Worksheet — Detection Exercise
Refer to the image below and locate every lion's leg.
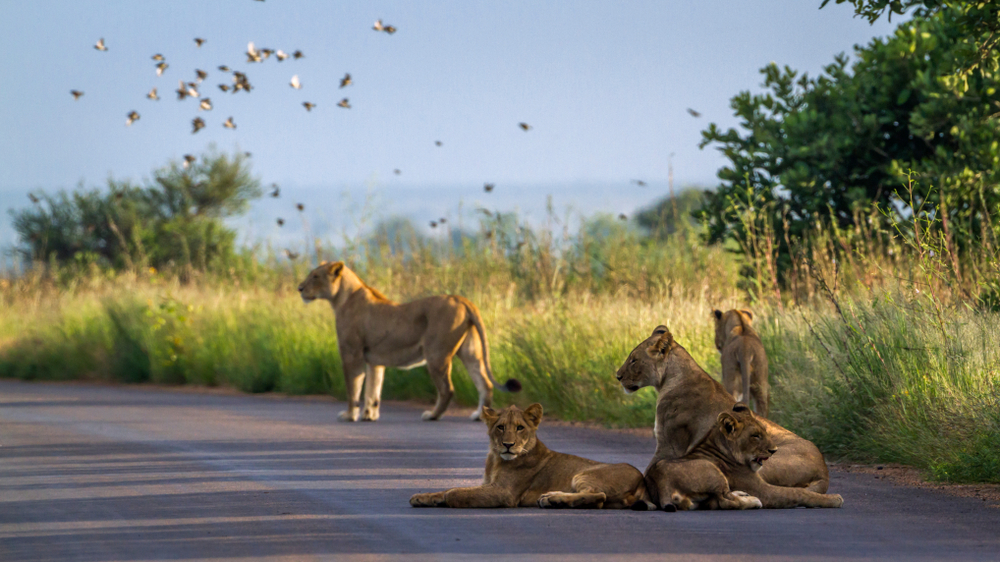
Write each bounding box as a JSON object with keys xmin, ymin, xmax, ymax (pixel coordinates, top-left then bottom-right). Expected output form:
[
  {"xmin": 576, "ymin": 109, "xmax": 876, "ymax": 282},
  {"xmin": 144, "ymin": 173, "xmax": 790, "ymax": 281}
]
[
  {"xmin": 752, "ymin": 376, "xmax": 770, "ymax": 418},
  {"xmin": 411, "ymin": 485, "xmax": 515, "ymax": 508},
  {"xmin": 730, "ymin": 473, "xmax": 843, "ymax": 508},
  {"xmin": 458, "ymin": 330, "xmax": 492, "ymax": 421},
  {"xmin": 721, "ymin": 361, "xmax": 741, "ymax": 402},
  {"xmin": 537, "ymin": 491, "xmax": 607, "ymax": 509},
  {"xmin": 422, "ymin": 360, "xmax": 454, "ymax": 421},
  {"xmin": 362, "ymin": 365, "xmax": 385, "ymax": 421},
  {"xmin": 339, "ymin": 356, "xmax": 365, "ymax": 422},
  {"xmin": 568, "ymin": 464, "xmax": 648, "ymax": 509}
]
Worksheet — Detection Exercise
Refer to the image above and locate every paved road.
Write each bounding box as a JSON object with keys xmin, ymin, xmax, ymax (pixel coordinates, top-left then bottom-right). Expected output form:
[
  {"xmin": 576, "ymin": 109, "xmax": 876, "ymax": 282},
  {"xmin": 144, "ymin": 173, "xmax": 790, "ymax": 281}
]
[{"xmin": 1, "ymin": 380, "xmax": 999, "ymax": 561}]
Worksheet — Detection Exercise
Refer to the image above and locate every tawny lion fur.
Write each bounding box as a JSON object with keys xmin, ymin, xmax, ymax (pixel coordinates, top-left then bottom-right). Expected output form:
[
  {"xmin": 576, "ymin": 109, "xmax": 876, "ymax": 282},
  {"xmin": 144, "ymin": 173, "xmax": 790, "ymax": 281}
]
[
  {"xmin": 409, "ymin": 404, "xmax": 651, "ymax": 509},
  {"xmin": 298, "ymin": 261, "xmax": 518, "ymax": 422},
  {"xmin": 713, "ymin": 308, "xmax": 769, "ymax": 417}
]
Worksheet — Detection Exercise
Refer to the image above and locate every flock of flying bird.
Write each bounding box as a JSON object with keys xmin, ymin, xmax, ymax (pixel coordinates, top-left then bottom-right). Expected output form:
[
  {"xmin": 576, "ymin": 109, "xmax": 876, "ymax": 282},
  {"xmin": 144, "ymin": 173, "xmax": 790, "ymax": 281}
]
[{"xmin": 69, "ymin": 11, "xmax": 705, "ymax": 254}]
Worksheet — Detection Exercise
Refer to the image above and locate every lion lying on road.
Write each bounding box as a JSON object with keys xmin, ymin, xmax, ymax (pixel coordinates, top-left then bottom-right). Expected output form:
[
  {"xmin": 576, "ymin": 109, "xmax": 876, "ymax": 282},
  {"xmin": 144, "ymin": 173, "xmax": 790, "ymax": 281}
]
[
  {"xmin": 409, "ymin": 404, "xmax": 651, "ymax": 509},
  {"xmin": 615, "ymin": 325, "xmax": 830, "ymax": 504},
  {"xmin": 713, "ymin": 308, "xmax": 769, "ymax": 416},
  {"xmin": 298, "ymin": 261, "xmax": 520, "ymax": 422},
  {"xmin": 649, "ymin": 404, "xmax": 844, "ymax": 510}
]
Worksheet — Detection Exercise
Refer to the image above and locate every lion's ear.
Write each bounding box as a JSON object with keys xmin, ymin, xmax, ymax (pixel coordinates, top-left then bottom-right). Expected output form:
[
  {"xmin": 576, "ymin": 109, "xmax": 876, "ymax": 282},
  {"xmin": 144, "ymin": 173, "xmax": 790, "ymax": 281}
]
[
  {"xmin": 645, "ymin": 328, "xmax": 674, "ymax": 359},
  {"xmin": 718, "ymin": 412, "xmax": 742, "ymax": 437},
  {"xmin": 740, "ymin": 309, "xmax": 754, "ymax": 322},
  {"xmin": 326, "ymin": 261, "xmax": 345, "ymax": 277},
  {"xmin": 651, "ymin": 325, "xmax": 669, "ymax": 337},
  {"xmin": 523, "ymin": 403, "xmax": 543, "ymax": 427},
  {"xmin": 713, "ymin": 309, "xmax": 723, "ymax": 321},
  {"xmin": 732, "ymin": 403, "xmax": 750, "ymax": 414},
  {"xmin": 481, "ymin": 406, "xmax": 499, "ymax": 424}
]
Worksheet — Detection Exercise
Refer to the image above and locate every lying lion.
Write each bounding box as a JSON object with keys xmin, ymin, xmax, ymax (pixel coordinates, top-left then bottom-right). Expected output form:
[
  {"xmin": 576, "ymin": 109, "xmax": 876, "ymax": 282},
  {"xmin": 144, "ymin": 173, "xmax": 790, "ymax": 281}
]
[
  {"xmin": 298, "ymin": 261, "xmax": 520, "ymax": 422},
  {"xmin": 616, "ymin": 325, "xmax": 830, "ymax": 505},
  {"xmin": 713, "ymin": 308, "xmax": 769, "ymax": 416},
  {"xmin": 409, "ymin": 404, "xmax": 651, "ymax": 509},
  {"xmin": 649, "ymin": 404, "xmax": 844, "ymax": 510}
]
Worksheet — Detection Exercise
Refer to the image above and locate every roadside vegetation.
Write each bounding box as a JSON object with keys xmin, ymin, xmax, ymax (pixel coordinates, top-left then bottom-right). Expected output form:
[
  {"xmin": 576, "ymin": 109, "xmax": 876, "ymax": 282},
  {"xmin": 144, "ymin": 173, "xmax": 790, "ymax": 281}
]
[{"xmin": 3, "ymin": 0, "xmax": 999, "ymax": 483}]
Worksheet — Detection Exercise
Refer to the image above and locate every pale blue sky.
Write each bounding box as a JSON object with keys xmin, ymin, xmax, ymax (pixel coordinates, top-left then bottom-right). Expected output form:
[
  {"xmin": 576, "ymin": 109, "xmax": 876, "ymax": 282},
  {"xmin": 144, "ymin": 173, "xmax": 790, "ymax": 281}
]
[{"xmin": 0, "ymin": 1, "xmax": 899, "ymax": 247}]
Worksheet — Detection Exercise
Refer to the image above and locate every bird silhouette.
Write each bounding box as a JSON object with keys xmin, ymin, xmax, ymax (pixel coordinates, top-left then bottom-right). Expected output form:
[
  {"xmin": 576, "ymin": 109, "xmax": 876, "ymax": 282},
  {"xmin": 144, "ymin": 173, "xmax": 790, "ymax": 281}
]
[
  {"xmin": 430, "ymin": 221, "xmax": 437, "ymax": 228},
  {"xmin": 94, "ymin": 38, "xmax": 107, "ymax": 51},
  {"xmin": 244, "ymin": 151, "xmax": 252, "ymax": 158},
  {"xmin": 126, "ymin": 111, "xmax": 140, "ymax": 126},
  {"xmin": 276, "ymin": 218, "xmax": 285, "ymax": 226},
  {"xmin": 28, "ymin": 193, "xmax": 40, "ymax": 204},
  {"xmin": 186, "ymin": 82, "xmax": 200, "ymax": 97},
  {"xmin": 393, "ymin": 169, "xmax": 401, "ymax": 175},
  {"xmin": 340, "ymin": 73, "xmax": 352, "ymax": 88},
  {"xmin": 224, "ymin": 116, "xmax": 236, "ymax": 129},
  {"xmin": 687, "ymin": 108, "xmax": 701, "ymax": 118},
  {"xmin": 156, "ymin": 62, "xmax": 169, "ymax": 76},
  {"xmin": 373, "ymin": 19, "xmax": 385, "ymax": 31},
  {"xmin": 183, "ymin": 154, "xmax": 197, "ymax": 168},
  {"xmin": 70, "ymin": 90, "xmax": 84, "ymax": 100},
  {"xmin": 290, "ymin": 75, "xmax": 301, "ymax": 89},
  {"xmin": 147, "ymin": 88, "xmax": 159, "ymax": 101},
  {"xmin": 296, "ymin": 203, "xmax": 305, "ymax": 211},
  {"xmin": 195, "ymin": 69, "xmax": 208, "ymax": 82},
  {"xmin": 176, "ymin": 80, "xmax": 189, "ymax": 100},
  {"xmin": 276, "ymin": 50, "xmax": 289, "ymax": 61},
  {"xmin": 632, "ymin": 179, "xmax": 646, "ymax": 186},
  {"xmin": 618, "ymin": 213, "xmax": 628, "ymax": 221},
  {"xmin": 246, "ymin": 42, "xmax": 261, "ymax": 63},
  {"xmin": 519, "ymin": 122, "xmax": 532, "ymax": 131},
  {"xmin": 194, "ymin": 37, "xmax": 206, "ymax": 47},
  {"xmin": 385, "ymin": 26, "xmax": 397, "ymax": 34},
  {"xmin": 199, "ymin": 98, "xmax": 213, "ymax": 111},
  {"xmin": 284, "ymin": 249, "xmax": 299, "ymax": 260},
  {"xmin": 337, "ymin": 98, "xmax": 350, "ymax": 109},
  {"xmin": 270, "ymin": 184, "xmax": 280, "ymax": 198},
  {"xmin": 435, "ymin": 140, "xmax": 442, "ymax": 146},
  {"xmin": 152, "ymin": 54, "xmax": 164, "ymax": 61},
  {"xmin": 260, "ymin": 48, "xmax": 274, "ymax": 60},
  {"xmin": 218, "ymin": 84, "xmax": 230, "ymax": 92},
  {"xmin": 293, "ymin": 50, "xmax": 304, "ymax": 59},
  {"xmin": 302, "ymin": 101, "xmax": 316, "ymax": 111},
  {"xmin": 191, "ymin": 117, "xmax": 206, "ymax": 133},
  {"xmin": 439, "ymin": 217, "xmax": 447, "ymax": 224},
  {"xmin": 218, "ymin": 65, "xmax": 230, "ymax": 72},
  {"xmin": 484, "ymin": 183, "xmax": 494, "ymax": 192}
]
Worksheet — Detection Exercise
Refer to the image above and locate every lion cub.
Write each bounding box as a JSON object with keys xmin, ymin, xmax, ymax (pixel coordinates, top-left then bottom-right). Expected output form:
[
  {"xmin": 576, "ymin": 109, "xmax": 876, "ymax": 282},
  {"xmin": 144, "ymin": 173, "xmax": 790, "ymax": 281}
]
[
  {"xmin": 410, "ymin": 404, "xmax": 651, "ymax": 509},
  {"xmin": 713, "ymin": 308, "xmax": 769, "ymax": 417},
  {"xmin": 648, "ymin": 404, "xmax": 844, "ymax": 510}
]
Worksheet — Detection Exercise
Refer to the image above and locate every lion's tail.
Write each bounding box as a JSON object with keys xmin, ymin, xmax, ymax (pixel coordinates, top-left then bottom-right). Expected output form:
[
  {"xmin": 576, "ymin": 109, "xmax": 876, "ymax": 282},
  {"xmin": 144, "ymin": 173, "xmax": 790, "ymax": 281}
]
[{"xmin": 463, "ymin": 300, "xmax": 521, "ymax": 393}]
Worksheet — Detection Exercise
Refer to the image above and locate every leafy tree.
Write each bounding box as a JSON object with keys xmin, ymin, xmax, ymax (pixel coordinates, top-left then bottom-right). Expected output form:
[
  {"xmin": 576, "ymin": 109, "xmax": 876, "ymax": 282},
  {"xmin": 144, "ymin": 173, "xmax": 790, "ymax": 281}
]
[
  {"xmin": 698, "ymin": 1, "xmax": 1000, "ymax": 275},
  {"xmin": 10, "ymin": 150, "xmax": 260, "ymax": 270},
  {"xmin": 634, "ymin": 188, "xmax": 706, "ymax": 238}
]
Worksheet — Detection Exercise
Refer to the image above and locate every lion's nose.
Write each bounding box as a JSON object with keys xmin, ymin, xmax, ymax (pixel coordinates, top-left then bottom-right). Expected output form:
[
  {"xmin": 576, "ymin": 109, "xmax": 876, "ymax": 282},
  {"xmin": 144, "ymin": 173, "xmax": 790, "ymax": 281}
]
[
  {"xmin": 615, "ymin": 372, "xmax": 623, "ymax": 381},
  {"xmin": 502, "ymin": 442, "xmax": 514, "ymax": 449},
  {"xmin": 297, "ymin": 285, "xmax": 303, "ymax": 292},
  {"xmin": 768, "ymin": 448, "xmax": 778, "ymax": 455}
]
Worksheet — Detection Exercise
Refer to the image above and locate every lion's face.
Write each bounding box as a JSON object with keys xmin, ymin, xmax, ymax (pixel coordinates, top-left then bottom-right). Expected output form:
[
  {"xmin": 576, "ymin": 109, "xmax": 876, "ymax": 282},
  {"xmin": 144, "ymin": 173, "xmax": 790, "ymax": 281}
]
[
  {"xmin": 481, "ymin": 404, "xmax": 543, "ymax": 461},
  {"xmin": 298, "ymin": 262, "xmax": 345, "ymax": 303},
  {"xmin": 712, "ymin": 309, "xmax": 753, "ymax": 351},
  {"xmin": 616, "ymin": 325, "xmax": 674, "ymax": 393},
  {"xmin": 718, "ymin": 405, "xmax": 776, "ymax": 472}
]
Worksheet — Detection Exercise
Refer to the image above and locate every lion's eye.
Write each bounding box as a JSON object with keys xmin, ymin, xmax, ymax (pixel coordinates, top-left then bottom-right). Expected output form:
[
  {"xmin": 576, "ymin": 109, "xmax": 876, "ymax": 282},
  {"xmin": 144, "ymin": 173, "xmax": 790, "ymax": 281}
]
[
  {"xmin": 516, "ymin": 425, "xmax": 525, "ymax": 431},
  {"xmin": 496, "ymin": 425, "xmax": 504, "ymax": 432}
]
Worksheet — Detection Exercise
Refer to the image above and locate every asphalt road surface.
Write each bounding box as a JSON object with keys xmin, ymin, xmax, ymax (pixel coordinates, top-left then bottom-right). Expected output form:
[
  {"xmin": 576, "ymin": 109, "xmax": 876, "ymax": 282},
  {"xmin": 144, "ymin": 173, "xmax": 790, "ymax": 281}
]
[{"xmin": 2, "ymin": 380, "xmax": 999, "ymax": 561}]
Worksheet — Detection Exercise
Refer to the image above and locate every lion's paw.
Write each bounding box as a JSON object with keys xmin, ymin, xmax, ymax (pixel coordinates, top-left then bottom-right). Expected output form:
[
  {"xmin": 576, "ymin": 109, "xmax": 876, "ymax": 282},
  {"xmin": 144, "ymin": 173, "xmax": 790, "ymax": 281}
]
[
  {"xmin": 469, "ymin": 409, "xmax": 483, "ymax": 421},
  {"xmin": 409, "ymin": 493, "xmax": 439, "ymax": 507},
  {"xmin": 361, "ymin": 407, "xmax": 380, "ymax": 422},
  {"xmin": 338, "ymin": 409, "xmax": 359, "ymax": 422},
  {"xmin": 738, "ymin": 494, "xmax": 763, "ymax": 509},
  {"xmin": 421, "ymin": 411, "xmax": 439, "ymax": 421},
  {"xmin": 829, "ymin": 494, "xmax": 844, "ymax": 508},
  {"xmin": 537, "ymin": 492, "xmax": 560, "ymax": 508}
]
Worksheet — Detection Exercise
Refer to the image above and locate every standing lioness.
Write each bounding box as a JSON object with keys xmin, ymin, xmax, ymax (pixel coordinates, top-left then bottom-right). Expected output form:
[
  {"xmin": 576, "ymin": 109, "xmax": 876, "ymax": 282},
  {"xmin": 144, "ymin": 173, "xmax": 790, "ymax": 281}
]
[
  {"xmin": 410, "ymin": 404, "xmax": 651, "ymax": 509},
  {"xmin": 713, "ymin": 308, "xmax": 769, "ymax": 417},
  {"xmin": 298, "ymin": 261, "xmax": 520, "ymax": 422}
]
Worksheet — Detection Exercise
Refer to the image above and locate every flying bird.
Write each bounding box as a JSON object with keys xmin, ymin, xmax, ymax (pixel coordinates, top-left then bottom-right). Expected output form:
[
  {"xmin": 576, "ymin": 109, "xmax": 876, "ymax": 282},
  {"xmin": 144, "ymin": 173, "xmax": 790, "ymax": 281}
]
[
  {"xmin": 156, "ymin": 62, "xmax": 169, "ymax": 76},
  {"xmin": 631, "ymin": 179, "xmax": 646, "ymax": 187},
  {"xmin": 270, "ymin": 184, "xmax": 280, "ymax": 198},
  {"xmin": 183, "ymin": 154, "xmax": 197, "ymax": 168},
  {"xmin": 147, "ymin": 87, "xmax": 159, "ymax": 100},
  {"xmin": 152, "ymin": 54, "xmax": 164, "ymax": 61},
  {"xmin": 519, "ymin": 122, "xmax": 532, "ymax": 131},
  {"xmin": 195, "ymin": 69, "xmax": 208, "ymax": 82},
  {"xmin": 218, "ymin": 65, "xmax": 230, "ymax": 72},
  {"xmin": 260, "ymin": 48, "xmax": 274, "ymax": 60},
  {"xmin": 199, "ymin": 98, "xmax": 213, "ymax": 111},
  {"xmin": 337, "ymin": 98, "xmax": 350, "ymax": 109},
  {"xmin": 339, "ymin": 73, "xmax": 351, "ymax": 88},
  {"xmin": 28, "ymin": 193, "xmax": 39, "ymax": 204},
  {"xmin": 384, "ymin": 25, "xmax": 397, "ymax": 34},
  {"xmin": 246, "ymin": 42, "xmax": 261, "ymax": 63},
  {"xmin": 302, "ymin": 101, "xmax": 316, "ymax": 111},
  {"xmin": 126, "ymin": 111, "xmax": 140, "ymax": 126},
  {"xmin": 94, "ymin": 38, "xmax": 107, "ymax": 51},
  {"xmin": 292, "ymin": 50, "xmax": 304, "ymax": 59},
  {"xmin": 223, "ymin": 116, "xmax": 236, "ymax": 129},
  {"xmin": 439, "ymin": 217, "xmax": 447, "ymax": 224},
  {"xmin": 218, "ymin": 84, "xmax": 230, "ymax": 92},
  {"xmin": 393, "ymin": 169, "xmax": 401, "ymax": 175},
  {"xmin": 435, "ymin": 140, "xmax": 442, "ymax": 146},
  {"xmin": 290, "ymin": 75, "xmax": 301, "ymax": 89},
  {"xmin": 484, "ymin": 183, "xmax": 494, "ymax": 193},
  {"xmin": 687, "ymin": 108, "xmax": 701, "ymax": 118},
  {"xmin": 276, "ymin": 218, "xmax": 285, "ymax": 226},
  {"xmin": 373, "ymin": 19, "xmax": 385, "ymax": 31},
  {"xmin": 284, "ymin": 249, "xmax": 299, "ymax": 260},
  {"xmin": 244, "ymin": 151, "xmax": 252, "ymax": 158},
  {"xmin": 191, "ymin": 117, "xmax": 205, "ymax": 133},
  {"xmin": 429, "ymin": 221, "xmax": 437, "ymax": 228},
  {"xmin": 275, "ymin": 49, "xmax": 288, "ymax": 61},
  {"xmin": 194, "ymin": 37, "xmax": 206, "ymax": 47},
  {"xmin": 618, "ymin": 213, "xmax": 628, "ymax": 221},
  {"xmin": 176, "ymin": 80, "xmax": 189, "ymax": 99},
  {"xmin": 186, "ymin": 82, "xmax": 200, "ymax": 97},
  {"xmin": 70, "ymin": 90, "xmax": 84, "ymax": 100},
  {"xmin": 296, "ymin": 203, "xmax": 305, "ymax": 211}
]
